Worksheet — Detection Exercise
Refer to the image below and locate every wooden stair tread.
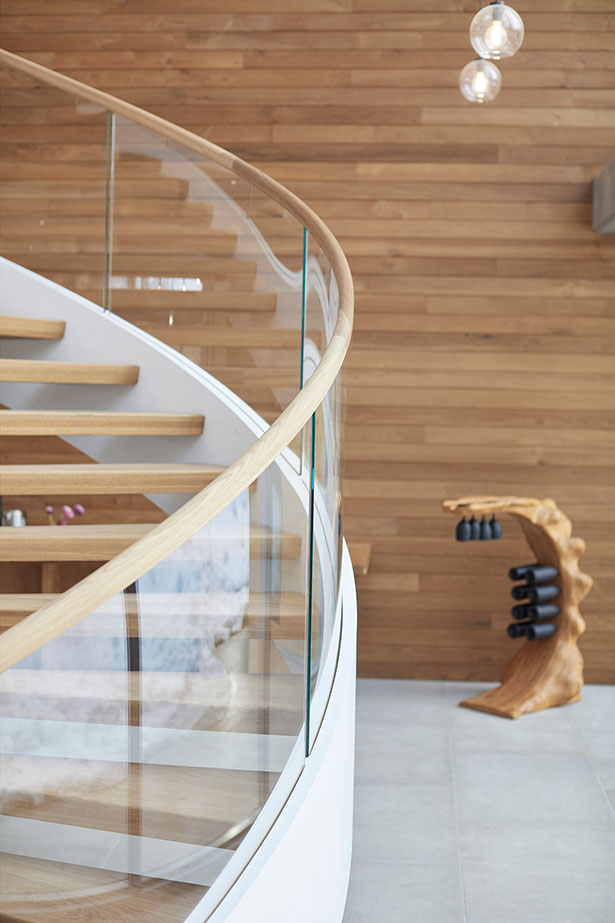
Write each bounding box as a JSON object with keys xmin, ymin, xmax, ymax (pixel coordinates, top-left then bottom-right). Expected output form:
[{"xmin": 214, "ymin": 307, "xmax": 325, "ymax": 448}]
[
  {"xmin": 0, "ymin": 410, "xmax": 205, "ymax": 436},
  {"xmin": 0, "ymin": 591, "xmax": 306, "ymax": 633},
  {"xmin": 0, "ymin": 523, "xmax": 302, "ymax": 562},
  {"xmin": 0, "ymin": 316, "xmax": 65, "ymax": 340},
  {"xmin": 1, "ymin": 669, "xmax": 303, "ymax": 705},
  {"xmin": 0, "ymin": 854, "xmax": 206, "ymax": 923},
  {"xmin": 2, "ymin": 755, "xmax": 278, "ymax": 847},
  {"xmin": 348, "ymin": 541, "xmax": 371, "ymax": 577},
  {"xmin": 0, "ymin": 358, "xmax": 139, "ymax": 385},
  {"xmin": 1, "ymin": 670, "xmax": 303, "ymax": 734},
  {"xmin": 0, "ymin": 462, "xmax": 225, "ymax": 495}
]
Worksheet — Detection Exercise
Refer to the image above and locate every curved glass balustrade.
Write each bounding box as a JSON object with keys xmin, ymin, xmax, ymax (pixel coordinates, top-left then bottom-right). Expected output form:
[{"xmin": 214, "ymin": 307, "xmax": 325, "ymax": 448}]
[{"xmin": 0, "ymin": 53, "xmax": 350, "ymax": 921}]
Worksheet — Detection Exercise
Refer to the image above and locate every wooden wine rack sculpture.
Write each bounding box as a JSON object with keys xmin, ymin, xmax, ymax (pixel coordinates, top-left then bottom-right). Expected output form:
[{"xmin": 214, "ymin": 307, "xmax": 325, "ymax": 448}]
[{"xmin": 443, "ymin": 495, "xmax": 593, "ymax": 719}]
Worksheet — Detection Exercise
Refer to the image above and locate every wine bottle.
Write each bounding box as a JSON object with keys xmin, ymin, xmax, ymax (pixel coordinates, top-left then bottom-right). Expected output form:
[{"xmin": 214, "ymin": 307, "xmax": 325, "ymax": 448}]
[
  {"xmin": 479, "ymin": 515, "xmax": 492, "ymax": 540},
  {"xmin": 507, "ymin": 621, "xmax": 532, "ymax": 638},
  {"xmin": 530, "ymin": 603, "xmax": 560, "ymax": 620},
  {"xmin": 490, "ymin": 515, "xmax": 502, "ymax": 539},
  {"xmin": 508, "ymin": 563, "xmax": 539, "ymax": 581},
  {"xmin": 511, "ymin": 583, "xmax": 561, "ymax": 603},
  {"xmin": 523, "ymin": 565, "xmax": 560, "ymax": 585},
  {"xmin": 511, "ymin": 584, "xmax": 531, "ymax": 601},
  {"xmin": 526, "ymin": 622, "xmax": 558, "ymax": 641},
  {"xmin": 469, "ymin": 515, "xmax": 480, "ymax": 540},
  {"xmin": 511, "ymin": 603, "xmax": 560, "ymax": 621},
  {"xmin": 527, "ymin": 584, "xmax": 560, "ymax": 603},
  {"xmin": 456, "ymin": 517, "xmax": 471, "ymax": 542}
]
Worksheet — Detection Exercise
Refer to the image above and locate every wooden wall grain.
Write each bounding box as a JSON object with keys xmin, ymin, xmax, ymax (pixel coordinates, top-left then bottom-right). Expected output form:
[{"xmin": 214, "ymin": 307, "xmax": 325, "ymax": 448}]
[{"xmin": 2, "ymin": 0, "xmax": 614, "ymax": 683}]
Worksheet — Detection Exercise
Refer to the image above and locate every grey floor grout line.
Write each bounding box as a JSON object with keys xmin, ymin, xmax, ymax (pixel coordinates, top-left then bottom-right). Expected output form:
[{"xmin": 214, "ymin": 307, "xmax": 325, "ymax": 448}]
[
  {"xmin": 574, "ymin": 719, "xmax": 615, "ymax": 824},
  {"xmin": 447, "ymin": 705, "xmax": 469, "ymax": 923}
]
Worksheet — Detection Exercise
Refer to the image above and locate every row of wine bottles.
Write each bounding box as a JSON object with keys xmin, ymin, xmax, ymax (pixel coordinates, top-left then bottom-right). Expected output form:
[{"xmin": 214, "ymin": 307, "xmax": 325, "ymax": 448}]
[
  {"xmin": 507, "ymin": 562, "xmax": 561, "ymax": 641},
  {"xmin": 456, "ymin": 514, "xmax": 502, "ymax": 541}
]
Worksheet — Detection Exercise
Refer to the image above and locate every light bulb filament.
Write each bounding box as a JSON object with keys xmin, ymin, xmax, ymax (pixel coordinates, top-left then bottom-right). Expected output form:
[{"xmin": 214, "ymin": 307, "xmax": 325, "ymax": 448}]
[
  {"xmin": 472, "ymin": 71, "xmax": 488, "ymax": 99},
  {"xmin": 485, "ymin": 19, "xmax": 507, "ymax": 55}
]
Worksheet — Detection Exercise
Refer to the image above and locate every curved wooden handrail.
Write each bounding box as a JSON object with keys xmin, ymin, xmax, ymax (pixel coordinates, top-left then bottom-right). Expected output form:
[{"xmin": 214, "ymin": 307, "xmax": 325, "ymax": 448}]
[{"xmin": 0, "ymin": 49, "xmax": 354, "ymax": 672}]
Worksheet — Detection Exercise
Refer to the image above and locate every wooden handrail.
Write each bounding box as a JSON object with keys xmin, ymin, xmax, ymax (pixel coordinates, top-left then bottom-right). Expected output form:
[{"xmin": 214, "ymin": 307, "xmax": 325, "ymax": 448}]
[{"xmin": 0, "ymin": 49, "xmax": 354, "ymax": 672}]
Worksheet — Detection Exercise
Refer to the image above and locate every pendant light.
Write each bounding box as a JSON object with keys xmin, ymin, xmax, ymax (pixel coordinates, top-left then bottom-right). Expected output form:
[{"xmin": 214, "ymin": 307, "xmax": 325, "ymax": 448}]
[
  {"xmin": 469, "ymin": 1, "xmax": 525, "ymax": 60},
  {"xmin": 459, "ymin": 58, "xmax": 502, "ymax": 104}
]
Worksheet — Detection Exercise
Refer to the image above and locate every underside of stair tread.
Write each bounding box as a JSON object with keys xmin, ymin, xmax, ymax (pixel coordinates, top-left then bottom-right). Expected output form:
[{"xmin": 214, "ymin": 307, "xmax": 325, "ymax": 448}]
[
  {"xmin": 0, "ymin": 462, "xmax": 226, "ymax": 495},
  {"xmin": 0, "ymin": 315, "xmax": 66, "ymax": 340},
  {"xmin": 0, "ymin": 854, "xmax": 207, "ymax": 923},
  {"xmin": 0, "ymin": 523, "xmax": 302, "ymax": 561},
  {"xmin": 0, "ymin": 358, "xmax": 140, "ymax": 385},
  {"xmin": 0, "ymin": 410, "xmax": 205, "ymax": 435},
  {"xmin": 3, "ymin": 754, "xmax": 278, "ymax": 848}
]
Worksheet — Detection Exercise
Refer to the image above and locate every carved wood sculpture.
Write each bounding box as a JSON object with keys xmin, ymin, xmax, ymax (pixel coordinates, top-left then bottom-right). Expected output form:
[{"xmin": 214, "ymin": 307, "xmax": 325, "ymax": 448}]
[{"xmin": 442, "ymin": 496, "xmax": 593, "ymax": 719}]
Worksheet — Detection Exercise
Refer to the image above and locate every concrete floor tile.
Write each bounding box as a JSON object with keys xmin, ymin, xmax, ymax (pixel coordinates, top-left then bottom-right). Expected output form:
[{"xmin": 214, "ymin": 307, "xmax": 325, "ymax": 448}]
[
  {"xmin": 460, "ymin": 823, "xmax": 615, "ymax": 923},
  {"xmin": 569, "ymin": 684, "xmax": 615, "ymax": 731},
  {"xmin": 356, "ymin": 679, "xmax": 449, "ymax": 728},
  {"xmin": 454, "ymin": 752, "xmax": 611, "ymax": 827},
  {"xmin": 451, "ymin": 701, "xmax": 582, "ymax": 756},
  {"xmin": 355, "ymin": 723, "xmax": 452, "ymax": 785},
  {"xmin": 352, "ymin": 782, "xmax": 458, "ymax": 865},
  {"xmin": 343, "ymin": 861, "xmax": 464, "ymax": 923}
]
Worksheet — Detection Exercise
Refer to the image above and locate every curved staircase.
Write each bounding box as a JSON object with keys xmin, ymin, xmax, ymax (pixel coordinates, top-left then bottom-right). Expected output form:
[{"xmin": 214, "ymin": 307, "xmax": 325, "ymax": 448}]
[{"xmin": 0, "ymin": 49, "xmax": 355, "ymax": 923}]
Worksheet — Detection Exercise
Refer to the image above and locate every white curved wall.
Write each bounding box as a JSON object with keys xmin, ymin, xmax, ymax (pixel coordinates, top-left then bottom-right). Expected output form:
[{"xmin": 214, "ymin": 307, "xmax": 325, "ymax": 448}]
[{"xmin": 193, "ymin": 544, "xmax": 357, "ymax": 923}]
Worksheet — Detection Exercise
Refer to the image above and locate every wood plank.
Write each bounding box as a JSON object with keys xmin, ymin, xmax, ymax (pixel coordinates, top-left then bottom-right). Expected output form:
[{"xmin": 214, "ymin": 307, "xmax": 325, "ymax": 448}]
[
  {"xmin": 0, "ymin": 854, "xmax": 206, "ymax": 923},
  {"xmin": 0, "ymin": 462, "xmax": 225, "ymax": 494},
  {"xmin": 0, "ymin": 358, "xmax": 140, "ymax": 385},
  {"xmin": 0, "ymin": 411, "xmax": 205, "ymax": 435},
  {"xmin": 108, "ymin": 289, "xmax": 277, "ymax": 311},
  {"xmin": 348, "ymin": 541, "xmax": 371, "ymax": 577},
  {"xmin": 0, "ymin": 315, "xmax": 65, "ymax": 340},
  {"xmin": 140, "ymin": 326, "xmax": 312, "ymax": 349}
]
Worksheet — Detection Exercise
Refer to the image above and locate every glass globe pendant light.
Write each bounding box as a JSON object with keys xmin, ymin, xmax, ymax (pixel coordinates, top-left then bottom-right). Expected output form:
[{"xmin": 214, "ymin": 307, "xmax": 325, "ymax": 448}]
[
  {"xmin": 470, "ymin": 1, "xmax": 525, "ymax": 60},
  {"xmin": 459, "ymin": 58, "xmax": 502, "ymax": 104}
]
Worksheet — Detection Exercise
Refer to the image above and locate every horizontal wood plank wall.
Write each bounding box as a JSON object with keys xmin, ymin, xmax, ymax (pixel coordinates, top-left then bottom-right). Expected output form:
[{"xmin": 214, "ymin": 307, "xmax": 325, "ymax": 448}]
[{"xmin": 2, "ymin": 0, "xmax": 614, "ymax": 682}]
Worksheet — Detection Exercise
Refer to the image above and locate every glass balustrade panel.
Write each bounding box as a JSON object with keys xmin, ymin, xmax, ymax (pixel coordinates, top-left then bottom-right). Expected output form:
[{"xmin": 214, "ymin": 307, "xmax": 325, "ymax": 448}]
[
  {"xmin": 302, "ymin": 235, "xmax": 344, "ymax": 749},
  {"xmin": 108, "ymin": 117, "xmax": 306, "ymax": 436},
  {"xmin": 0, "ymin": 422, "xmax": 312, "ymax": 921}
]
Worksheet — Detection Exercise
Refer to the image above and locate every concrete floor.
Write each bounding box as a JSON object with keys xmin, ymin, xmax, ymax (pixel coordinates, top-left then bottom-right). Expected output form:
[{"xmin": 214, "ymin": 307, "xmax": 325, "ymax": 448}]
[{"xmin": 343, "ymin": 679, "xmax": 615, "ymax": 923}]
